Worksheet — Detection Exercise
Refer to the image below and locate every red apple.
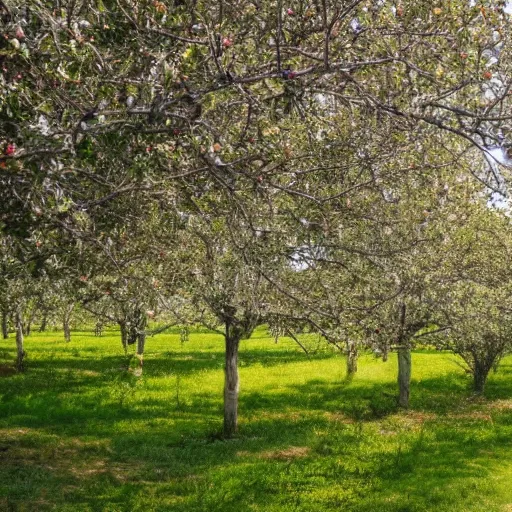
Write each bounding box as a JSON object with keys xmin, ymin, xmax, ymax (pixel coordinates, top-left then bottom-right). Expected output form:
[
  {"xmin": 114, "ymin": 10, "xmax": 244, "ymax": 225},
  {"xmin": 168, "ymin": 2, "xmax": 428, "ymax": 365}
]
[{"xmin": 282, "ymin": 69, "xmax": 296, "ymax": 79}]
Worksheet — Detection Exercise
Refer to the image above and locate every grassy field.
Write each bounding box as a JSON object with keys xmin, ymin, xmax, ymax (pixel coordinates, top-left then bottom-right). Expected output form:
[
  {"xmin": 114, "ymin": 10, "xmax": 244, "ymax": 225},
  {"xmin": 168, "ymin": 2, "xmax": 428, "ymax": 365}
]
[{"xmin": 0, "ymin": 327, "xmax": 511, "ymax": 512}]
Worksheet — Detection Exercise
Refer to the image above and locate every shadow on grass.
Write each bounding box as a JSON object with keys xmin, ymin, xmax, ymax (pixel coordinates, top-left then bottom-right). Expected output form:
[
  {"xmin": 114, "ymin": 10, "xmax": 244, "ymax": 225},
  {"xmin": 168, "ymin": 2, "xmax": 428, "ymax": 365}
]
[
  {"xmin": 0, "ymin": 344, "xmax": 334, "ymax": 398},
  {"xmin": 240, "ymin": 368, "xmax": 507, "ymax": 423},
  {"xmin": 0, "ymin": 346, "xmax": 511, "ymax": 511}
]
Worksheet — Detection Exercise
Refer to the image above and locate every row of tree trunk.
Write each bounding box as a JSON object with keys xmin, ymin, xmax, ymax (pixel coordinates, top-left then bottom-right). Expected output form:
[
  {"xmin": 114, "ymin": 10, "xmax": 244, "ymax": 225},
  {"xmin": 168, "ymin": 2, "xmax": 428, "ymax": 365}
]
[
  {"xmin": 1, "ymin": 309, "xmax": 73, "ymax": 339},
  {"xmin": 3, "ymin": 305, "xmax": 76, "ymax": 372},
  {"xmin": 118, "ymin": 308, "xmax": 147, "ymax": 370},
  {"xmin": 346, "ymin": 340, "xmax": 491, "ymax": 411},
  {"xmin": 1, "ymin": 307, "xmax": 496, "ymax": 436}
]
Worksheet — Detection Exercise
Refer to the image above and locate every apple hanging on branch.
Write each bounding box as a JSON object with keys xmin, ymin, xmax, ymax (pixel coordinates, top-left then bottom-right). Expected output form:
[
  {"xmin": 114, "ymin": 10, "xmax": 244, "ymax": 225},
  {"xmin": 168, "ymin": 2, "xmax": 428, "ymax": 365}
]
[{"xmin": 4, "ymin": 143, "xmax": 15, "ymax": 156}]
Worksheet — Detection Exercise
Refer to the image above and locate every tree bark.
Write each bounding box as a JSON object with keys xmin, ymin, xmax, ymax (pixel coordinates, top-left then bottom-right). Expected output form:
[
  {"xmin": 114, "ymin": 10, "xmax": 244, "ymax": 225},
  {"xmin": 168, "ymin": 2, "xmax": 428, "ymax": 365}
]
[
  {"xmin": 2, "ymin": 308, "xmax": 8, "ymax": 339},
  {"xmin": 398, "ymin": 346, "xmax": 411, "ymax": 408},
  {"xmin": 63, "ymin": 318, "xmax": 71, "ymax": 342},
  {"xmin": 24, "ymin": 307, "xmax": 36, "ymax": 337},
  {"xmin": 63, "ymin": 304, "xmax": 74, "ymax": 342},
  {"xmin": 473, "ymin": 363, "xmax": 489, "ymax": 394},
  {"xmin": 119, "ymin": 319, "xmax": 128, "ymax": 354},
  {"xmin": 135, "ymin": 309, "xmax": 147, "ymax": 369},
  {"xmin": 346, "ymin": 340, "xmax": 358, "ymax": 376},
  {"xmin": 15, "ymin": 310, "xmax": 25, "ymax": 372},
  {"xmin": 126, "ymin": 310, "xmax": 138, "ymax": 346},
  {"xmin": 136, "ymin": 331, "xmax": 146, "ymax": 358},
  {"xmin": 382, "ymin": 343, "xmax": 389, "ymax": 362},
  {"xmin": 39, "ymin": 314, "xmax": 47, "ymax": 332},
  {"xmin": 224, "ymin": 323, "xmax": 241, "ymax": 438}
]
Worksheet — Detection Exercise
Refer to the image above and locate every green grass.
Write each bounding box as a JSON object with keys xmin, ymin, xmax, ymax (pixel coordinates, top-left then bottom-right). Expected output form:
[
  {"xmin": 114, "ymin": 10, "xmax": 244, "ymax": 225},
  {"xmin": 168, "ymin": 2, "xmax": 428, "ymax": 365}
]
[{"xmin": 0, "ymin": 327, "xmax": 511, "ymax": 511}]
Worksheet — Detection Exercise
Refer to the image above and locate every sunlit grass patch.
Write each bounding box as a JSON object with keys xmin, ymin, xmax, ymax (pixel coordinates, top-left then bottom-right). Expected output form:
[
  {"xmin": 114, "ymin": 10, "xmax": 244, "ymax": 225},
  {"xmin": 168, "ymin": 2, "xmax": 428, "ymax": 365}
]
[{"xmin": 0, "ymin": 326, "xmax": 511, "ymax": 510}]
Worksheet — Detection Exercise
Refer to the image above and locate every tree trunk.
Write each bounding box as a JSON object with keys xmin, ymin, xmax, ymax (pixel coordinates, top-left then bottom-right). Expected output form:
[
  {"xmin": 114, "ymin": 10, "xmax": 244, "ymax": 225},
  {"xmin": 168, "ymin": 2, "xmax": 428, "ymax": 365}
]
[
  {"xmin": 119, "ymin": 319, "xmax": 128, "ymax": 354},
  {"xmin": 398, "ymin": 346, "xmax": 411, "ymax": 408},
  {"xmin": 15, "ymin": 310, "xmax": 25, "ymax": 372},
  {"xmin": 346, "ymin": 340, "xmax": 358, "ymax": 376},
  {"xmin": 63, "ymin": 317, "xmax": 71, "ymax": 342},
  {"xmin": 382, "ymin": 342, "xmax": 389, "ymax": 362},
  {"xmin": 224, "ymin": 324, "xmax": 241, "ymax": 438},
  {"xmin": 136, "ymin": 325, "xmax": 146, "ymax": 367},
  {"xmin": 39, "ymin": 314, "xmax": 47, "ymax": 332},
  {"xmin": 473, "ymin": 363, "xmax": 489, "ymax": 394},
  {"xmin": 63, "ymin": 304, "xmax": 74, "ymax": 342},
  {"xmin": 24, "ymin": 307, "xmax": 36, "ymax": 337},
  {"xmin": 126, "ymin": 310, "xmax": 138, "ymax": 346},
  {"xmin": 2, "ymin": 309, "xmax": 8, "ymax": 339}
]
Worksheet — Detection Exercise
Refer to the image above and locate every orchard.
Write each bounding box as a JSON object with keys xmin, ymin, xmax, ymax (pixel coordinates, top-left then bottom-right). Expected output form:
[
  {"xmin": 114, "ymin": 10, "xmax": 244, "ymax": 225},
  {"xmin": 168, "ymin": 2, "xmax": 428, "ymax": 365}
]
[{"xmin": 1, "ymin": 1, "xmax": 512, "ymax": 510}]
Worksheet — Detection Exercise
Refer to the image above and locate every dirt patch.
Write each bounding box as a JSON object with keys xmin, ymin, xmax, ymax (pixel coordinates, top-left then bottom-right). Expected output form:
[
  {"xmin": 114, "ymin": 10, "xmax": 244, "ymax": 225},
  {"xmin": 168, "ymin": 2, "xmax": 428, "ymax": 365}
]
[
  {"xmin": 323, "ymin": 412, "xmax": 354, "ymax": 424},
  {"xmin": 69, "ymin": 460, "xmax": 108, "ymax": 477},
  {"xmin": 260, "ymin": 446, "xmax": 311, "ymax": 460},
  {"xmin": 488, "ymin": 400, "xmax": 512, "ymax": 412},
  {"xmin": 251, "ymin": 411, "xmax": 306, "ymax": 421},
  {"xmin": 448, "ymin": 411, "xmax": 493, "ymax": 422},
  {"xmin": 0, "ymin": 428, "xmax": 30, "ymax": 443},
  {"xmin": 399, "ymin": 411, "xmax": 437, "ymax": 427},
  {"xmin": 238, "ymin": 446, "xmax": 311, "ymax": 461},
  {"xmin": 402, "ymin": 411, "xmax": 436, "ymax": 422},
  {"xmin": 379, "ymin": 429, "xmax": 397, "ymax": 436}
]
